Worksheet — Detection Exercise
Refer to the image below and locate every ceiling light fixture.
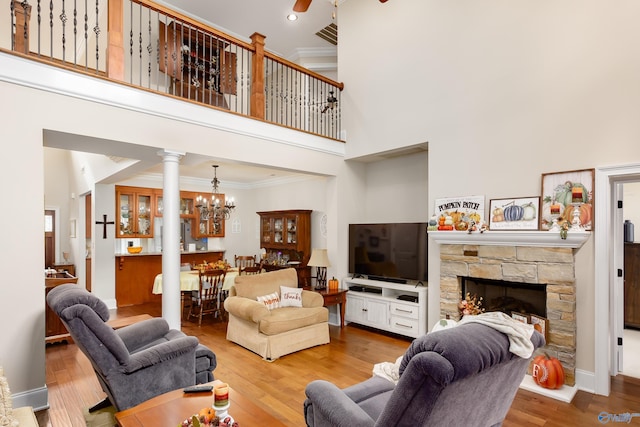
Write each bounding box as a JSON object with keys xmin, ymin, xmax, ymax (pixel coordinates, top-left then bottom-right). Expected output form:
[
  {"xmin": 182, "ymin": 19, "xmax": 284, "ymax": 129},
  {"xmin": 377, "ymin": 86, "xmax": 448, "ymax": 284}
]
[
  {"xmin": 287, "ymin": 13, "xmax": 298, "ymax": 21},
  {"xmin": 195, "ymin": 165, "xmax": 235, "ymax": 234}
]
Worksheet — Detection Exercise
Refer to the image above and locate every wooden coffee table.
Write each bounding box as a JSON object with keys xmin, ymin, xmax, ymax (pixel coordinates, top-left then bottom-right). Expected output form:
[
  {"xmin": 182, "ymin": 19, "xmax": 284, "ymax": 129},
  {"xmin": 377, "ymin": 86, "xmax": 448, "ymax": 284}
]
[{"xmin": 115, "ymin": 380, "xmax": 287, "ymax": 427}]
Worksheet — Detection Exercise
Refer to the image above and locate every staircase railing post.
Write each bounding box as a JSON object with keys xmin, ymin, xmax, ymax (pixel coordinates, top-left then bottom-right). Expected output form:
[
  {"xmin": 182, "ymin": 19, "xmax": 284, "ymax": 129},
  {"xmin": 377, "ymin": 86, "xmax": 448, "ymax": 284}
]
[
  {"xmin": 250, "ymin": 32, "xmax": 266, "ymax": 120},
  {"xmin": 12, "ymin": 0, "xmax": 31, "ymax": 54},
  {"xmin": 107, "ymin": 0, "xmax": 125, "ymax": 80}
]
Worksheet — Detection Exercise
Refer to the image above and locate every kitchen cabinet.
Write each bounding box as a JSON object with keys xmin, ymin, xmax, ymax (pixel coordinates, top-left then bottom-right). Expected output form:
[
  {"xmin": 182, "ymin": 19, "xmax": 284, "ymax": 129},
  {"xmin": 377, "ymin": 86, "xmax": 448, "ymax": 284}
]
[
  {"xmin": 116, "ymin": 186, "xmax": 154, "ymax": 238},
  {"xmin": 624, "ymin": 243, "xmax": 640, "ymax": 329},
  {"xmin": 194, "ymin": 193, "xmax": 227, "ymax": 238},
  {"xmin": 158, "ymin": 21, "xmax": 236, "ymax": 109},
  {"xmin": 115, "ymin": 251, "xmax": 224, "ymax": 306},
  {"xmin": 156, "ymin": 193, "xmax": 196, "ymax": 218}
]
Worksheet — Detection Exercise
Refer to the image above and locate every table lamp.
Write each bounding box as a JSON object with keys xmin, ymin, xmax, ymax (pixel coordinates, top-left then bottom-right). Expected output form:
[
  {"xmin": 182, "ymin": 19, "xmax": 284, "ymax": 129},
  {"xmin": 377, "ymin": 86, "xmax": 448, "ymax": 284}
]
[{"xmin": 308, "ymin": 248, "xmax": 330, "ymax": 290}]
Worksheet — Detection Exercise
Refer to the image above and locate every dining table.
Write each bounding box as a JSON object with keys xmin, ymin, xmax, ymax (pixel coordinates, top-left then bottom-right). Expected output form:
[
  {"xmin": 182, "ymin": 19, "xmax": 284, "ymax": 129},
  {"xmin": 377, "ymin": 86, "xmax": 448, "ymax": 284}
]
[{"xmin": 152, "ymin": 268, "xmax": 239, "ymax": 294}]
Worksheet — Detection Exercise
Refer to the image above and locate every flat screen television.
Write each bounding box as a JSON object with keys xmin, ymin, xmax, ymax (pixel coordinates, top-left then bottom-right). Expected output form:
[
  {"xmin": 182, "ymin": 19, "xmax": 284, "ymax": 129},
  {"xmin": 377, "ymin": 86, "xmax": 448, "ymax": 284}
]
[{"xmin": 348, "ymin": 223, "xmax": 428, "ymax": 284}]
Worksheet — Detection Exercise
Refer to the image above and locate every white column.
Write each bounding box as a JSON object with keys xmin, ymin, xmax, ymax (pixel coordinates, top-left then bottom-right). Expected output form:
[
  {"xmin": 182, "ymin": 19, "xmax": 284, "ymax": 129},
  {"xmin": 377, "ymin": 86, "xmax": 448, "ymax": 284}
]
[{"xmin": 160, "ymin": 149, "xmax": 185, "ymax": 330}]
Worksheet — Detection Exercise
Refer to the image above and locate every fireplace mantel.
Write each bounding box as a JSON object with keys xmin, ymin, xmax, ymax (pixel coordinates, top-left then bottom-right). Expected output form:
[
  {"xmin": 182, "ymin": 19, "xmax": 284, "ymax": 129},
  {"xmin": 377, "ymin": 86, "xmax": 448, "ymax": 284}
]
[{"xmin": 429, "ymin": 230, "xmax": 590, "ymax": 248}]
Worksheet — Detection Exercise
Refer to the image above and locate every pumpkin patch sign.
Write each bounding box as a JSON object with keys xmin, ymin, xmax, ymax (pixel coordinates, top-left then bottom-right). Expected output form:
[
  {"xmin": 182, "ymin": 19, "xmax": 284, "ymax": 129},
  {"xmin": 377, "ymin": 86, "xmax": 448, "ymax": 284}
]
[
  {"xmin": 434, "ymin": 195, "xmax": 485, "ymax": 231},
  {"xmin": 489, "ymin": 197, "xmax": 540, "ymax": 230}
]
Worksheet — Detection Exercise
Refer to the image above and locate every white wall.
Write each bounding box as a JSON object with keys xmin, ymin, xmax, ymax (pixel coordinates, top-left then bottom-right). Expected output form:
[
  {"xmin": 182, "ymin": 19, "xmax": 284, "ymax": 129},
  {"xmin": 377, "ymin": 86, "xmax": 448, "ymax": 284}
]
[{"xmin": 339, "ymin": 0, "xmax": 640, "ymax": 381}]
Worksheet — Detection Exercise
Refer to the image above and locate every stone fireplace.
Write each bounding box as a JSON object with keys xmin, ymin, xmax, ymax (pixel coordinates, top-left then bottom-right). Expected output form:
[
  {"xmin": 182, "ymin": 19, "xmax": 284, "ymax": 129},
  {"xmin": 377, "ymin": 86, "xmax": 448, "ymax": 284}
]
[{"xmin": 432, "ymin": 231, "xmax": 590, "ymax": 388}]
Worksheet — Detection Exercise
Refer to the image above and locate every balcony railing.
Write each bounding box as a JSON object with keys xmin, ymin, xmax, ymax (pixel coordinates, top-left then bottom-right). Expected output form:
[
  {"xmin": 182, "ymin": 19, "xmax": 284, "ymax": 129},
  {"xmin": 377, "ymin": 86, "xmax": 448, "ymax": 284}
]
[{"xmin": 5, "ymin": 0, "xmax": 344, "ymax": 140}]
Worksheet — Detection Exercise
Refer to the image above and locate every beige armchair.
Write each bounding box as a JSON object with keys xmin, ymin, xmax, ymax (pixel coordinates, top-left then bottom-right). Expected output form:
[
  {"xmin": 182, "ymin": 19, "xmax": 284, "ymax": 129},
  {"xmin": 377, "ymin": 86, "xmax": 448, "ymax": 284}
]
[{"xmin": 224, "ymin": 268, "xmax": 330, "ymax": 360}]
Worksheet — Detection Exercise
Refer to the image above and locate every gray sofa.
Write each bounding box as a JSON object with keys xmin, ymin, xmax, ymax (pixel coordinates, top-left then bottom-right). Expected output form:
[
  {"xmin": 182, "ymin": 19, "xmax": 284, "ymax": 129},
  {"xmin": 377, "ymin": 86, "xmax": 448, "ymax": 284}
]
[
  {"xmin": 47, "ymin": 283, "xmax": 216, "ymax": 411},
  {"xmin": 304, "ymin": 322, "xmax": 545, "ymax": 427}
]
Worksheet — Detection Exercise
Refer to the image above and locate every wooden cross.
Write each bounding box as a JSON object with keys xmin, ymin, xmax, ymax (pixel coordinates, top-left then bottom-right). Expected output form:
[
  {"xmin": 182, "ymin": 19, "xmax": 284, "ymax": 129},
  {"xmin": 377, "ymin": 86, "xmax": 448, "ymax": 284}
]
[{"xmin": 96, "ymin": 214, "xmax": 115, "ymax": 239}]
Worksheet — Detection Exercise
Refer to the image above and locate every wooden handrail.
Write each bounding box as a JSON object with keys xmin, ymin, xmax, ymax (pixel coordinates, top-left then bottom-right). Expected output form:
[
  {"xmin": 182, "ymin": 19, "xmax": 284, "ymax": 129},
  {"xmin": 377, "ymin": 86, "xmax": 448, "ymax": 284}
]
[
  {"xmin": 129, "ymin": 0, "xmax": 255, "ymax": 51},
  {"xmin": 263, "ymin": 50, "xmax": 344, "ymax": 91}
]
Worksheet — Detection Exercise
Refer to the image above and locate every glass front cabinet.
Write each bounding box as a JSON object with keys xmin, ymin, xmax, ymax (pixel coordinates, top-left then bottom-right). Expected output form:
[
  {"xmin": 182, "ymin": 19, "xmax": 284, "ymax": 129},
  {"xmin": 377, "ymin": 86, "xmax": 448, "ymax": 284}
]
[
  {"xmin": 116, "ymin": 186, "xmax": 154, "ymax": 238},
  {"xmin": 194, "ymin": 193, "xmax": 226, "ymax": 238},
  {"xmin": 258, "ymin": 210, "xmax": 311, "ymax": 259}
]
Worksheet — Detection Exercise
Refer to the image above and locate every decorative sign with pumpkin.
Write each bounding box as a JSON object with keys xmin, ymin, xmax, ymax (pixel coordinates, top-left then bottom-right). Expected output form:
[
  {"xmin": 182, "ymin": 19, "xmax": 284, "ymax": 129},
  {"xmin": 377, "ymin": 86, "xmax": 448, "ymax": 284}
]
[
  {"xmin": 433, "ymin": 195, "xmax": 485, "ymax": 232},
  {"xmin": 540, "ymin": 168, "xmax": 594, "ymax": 231},
  {"xmin": 531, "ymin": 353, "xmax": 565, "ymax": 390},
  {"xmin": 488, "ymin": 197, "xmax": 540, "ymax": 231}
]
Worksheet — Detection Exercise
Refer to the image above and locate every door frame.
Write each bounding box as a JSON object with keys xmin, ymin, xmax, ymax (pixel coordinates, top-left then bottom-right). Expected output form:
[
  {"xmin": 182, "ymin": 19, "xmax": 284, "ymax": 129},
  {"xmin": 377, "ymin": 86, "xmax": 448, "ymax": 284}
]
[{"xmin": 594, "ymin": 163, "xmax": 640, "ymax": 396}]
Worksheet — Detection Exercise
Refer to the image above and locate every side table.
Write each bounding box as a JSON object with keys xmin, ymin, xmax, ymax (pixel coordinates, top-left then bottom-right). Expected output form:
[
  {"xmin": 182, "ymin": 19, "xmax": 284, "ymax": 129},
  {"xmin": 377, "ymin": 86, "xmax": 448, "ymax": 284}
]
[{"xmin": 317, "ymin": 288, "xmax": 348, "ymax": 327}]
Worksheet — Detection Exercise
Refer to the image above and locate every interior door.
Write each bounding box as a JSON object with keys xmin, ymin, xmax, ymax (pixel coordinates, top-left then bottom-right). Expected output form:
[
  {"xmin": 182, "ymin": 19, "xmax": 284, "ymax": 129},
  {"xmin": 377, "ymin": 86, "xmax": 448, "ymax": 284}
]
[{"xmin": 44, "ymin": 209, "xmax": 55, "ymax": 268}]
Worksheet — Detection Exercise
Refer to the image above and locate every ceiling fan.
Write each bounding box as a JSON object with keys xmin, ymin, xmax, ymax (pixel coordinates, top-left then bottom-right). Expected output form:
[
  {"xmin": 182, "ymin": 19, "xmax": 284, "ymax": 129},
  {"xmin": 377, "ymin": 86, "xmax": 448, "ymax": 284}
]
[{"xmin": 293, "ymin": 0, "xmax": 388, "ymax": 13}]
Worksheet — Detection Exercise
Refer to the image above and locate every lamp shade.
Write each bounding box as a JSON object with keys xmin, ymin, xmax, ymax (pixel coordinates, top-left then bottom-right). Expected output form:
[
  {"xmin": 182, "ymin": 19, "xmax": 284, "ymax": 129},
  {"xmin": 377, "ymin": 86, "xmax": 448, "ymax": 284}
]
[{"xmin": 307, "ymin": 248, "xmax": 330, "ymax": 267}]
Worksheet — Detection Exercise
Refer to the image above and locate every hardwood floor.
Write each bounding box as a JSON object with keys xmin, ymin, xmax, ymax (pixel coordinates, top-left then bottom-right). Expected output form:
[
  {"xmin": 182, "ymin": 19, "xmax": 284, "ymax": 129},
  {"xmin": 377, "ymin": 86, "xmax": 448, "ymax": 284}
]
[{"xmin": 39, "ymin": 302, "xmax": 640, "ymax": 426}]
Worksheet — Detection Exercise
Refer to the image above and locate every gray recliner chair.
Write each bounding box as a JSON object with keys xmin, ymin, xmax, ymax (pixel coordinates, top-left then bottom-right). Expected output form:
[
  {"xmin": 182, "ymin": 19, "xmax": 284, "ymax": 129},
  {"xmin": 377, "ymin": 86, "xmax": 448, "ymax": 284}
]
[
  {"xmin": 304, "ymin": 321, "xmax": 545, "ymax": 427},
  {"xmin": 47, "ymin": 283, "xmax": 217, "ymax": 411}
]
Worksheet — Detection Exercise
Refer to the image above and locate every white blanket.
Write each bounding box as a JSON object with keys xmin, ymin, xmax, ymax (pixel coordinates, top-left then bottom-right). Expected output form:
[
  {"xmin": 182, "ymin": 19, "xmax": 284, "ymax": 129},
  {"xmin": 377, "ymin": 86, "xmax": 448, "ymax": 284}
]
[
  {"xmin": 458, "ymin": 311, "xmax": 535, "ymax": 358},
  {"xmin": 373, "ymin": 356, "xmax": 403, "ymax": 384}
]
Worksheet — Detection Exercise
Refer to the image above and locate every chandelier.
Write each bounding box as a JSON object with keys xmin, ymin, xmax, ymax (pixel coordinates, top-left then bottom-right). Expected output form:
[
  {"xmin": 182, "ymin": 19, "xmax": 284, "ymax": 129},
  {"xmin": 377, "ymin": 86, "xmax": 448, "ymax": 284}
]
[{"xmin": 195, "ymin": 165, "xmax": 235, "ymax": 234}]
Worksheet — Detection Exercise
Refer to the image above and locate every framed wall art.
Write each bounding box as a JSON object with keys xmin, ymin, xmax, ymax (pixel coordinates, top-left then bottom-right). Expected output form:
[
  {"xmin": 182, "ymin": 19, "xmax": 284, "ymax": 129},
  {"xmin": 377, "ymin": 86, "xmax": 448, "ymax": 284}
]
[
  {"xmin": 540, "ymin": 168, "xmax": 594, "ymax": 231},
  {"xmin": 434, "ymin": 195, "xmax": 484, "ymax": 231},
  {"xmin": 489, "ymin": 197, "xmax": 540, "ymax": 231},
  {"xmin": 511, "ymin": 312, "xmax": 530, "ymax": 324},
  {"xmin": 530, "ymin": 314, "xmax": 549, "ymax": 341}
]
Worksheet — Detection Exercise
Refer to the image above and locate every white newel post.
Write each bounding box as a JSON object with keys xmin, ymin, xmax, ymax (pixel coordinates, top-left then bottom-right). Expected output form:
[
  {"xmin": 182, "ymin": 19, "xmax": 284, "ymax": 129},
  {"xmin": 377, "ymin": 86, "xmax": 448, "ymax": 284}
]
[{"xmin": 160, "ymin": 150, "xmax": 185, "ymax": 330}]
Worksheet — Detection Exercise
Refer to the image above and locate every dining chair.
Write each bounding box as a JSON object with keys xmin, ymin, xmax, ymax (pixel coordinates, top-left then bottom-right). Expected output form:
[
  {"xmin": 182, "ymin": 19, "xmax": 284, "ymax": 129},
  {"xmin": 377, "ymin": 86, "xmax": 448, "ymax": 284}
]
[
  {"xmin": 188, "ymin": 269, "xmax": 226, "ymax": 326},
  {"xmin": 241, "ymin": 264, "xmax": 263, "ymax": 275},
  {"xmin": 234, "ymin": 255, "xmax": 257, "ymax": 274}
]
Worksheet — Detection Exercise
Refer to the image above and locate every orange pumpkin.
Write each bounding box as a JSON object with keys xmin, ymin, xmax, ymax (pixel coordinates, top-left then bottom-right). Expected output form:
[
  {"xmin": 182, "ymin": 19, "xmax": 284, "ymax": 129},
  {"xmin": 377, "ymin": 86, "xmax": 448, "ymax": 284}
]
[
  {"xmin": 562, "ymin": 203, "xmax": 592, "ymax": 226},
  {"xmin": 532, "ymin": 353, "xmax": 565, "ymax": 389},
  {"xmin": 329, "ymin": 277, "xmax": 339, "ymax": 291},
  {"xmin": 198, "ymin": 407, "xmax": 216, "ymax": 423}
]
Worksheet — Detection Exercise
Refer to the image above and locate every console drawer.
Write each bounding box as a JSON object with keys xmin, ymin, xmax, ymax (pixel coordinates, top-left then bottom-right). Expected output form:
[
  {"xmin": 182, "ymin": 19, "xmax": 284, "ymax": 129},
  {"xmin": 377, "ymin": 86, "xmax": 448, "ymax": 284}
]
[
  {"xmin": 389, "ymin": 302, "xmax": 419, "ymax": 319},
  {"xmin": 389, "ymin": 315, "xmax": 420, "ymax": 335}
]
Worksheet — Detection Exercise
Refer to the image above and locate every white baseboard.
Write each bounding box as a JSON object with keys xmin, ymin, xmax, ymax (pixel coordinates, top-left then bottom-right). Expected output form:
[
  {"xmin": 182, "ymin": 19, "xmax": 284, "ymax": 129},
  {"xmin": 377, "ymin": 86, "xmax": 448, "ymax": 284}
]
[
  {"xmin": 104, "ymin": 298, "xmax": 118, "ymax": 310},
  {"xmin": 575, "ymin": 368, "xmax": 596, "ymax": 394},
  {"xmin": 12, "ymin": 385, "xmax": 49, "ymax": 412}
]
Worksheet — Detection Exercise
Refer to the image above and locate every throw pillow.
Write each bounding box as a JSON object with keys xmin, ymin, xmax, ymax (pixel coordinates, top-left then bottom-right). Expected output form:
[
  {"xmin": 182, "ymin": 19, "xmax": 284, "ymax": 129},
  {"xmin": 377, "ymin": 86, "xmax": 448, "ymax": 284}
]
[
  {"xmin": 280, "ymin": 286, "xmax": 303, "ymax": 308},
  {"xmin": 256, "ymin": 292, "xmax": 280, "ymax": 310},
  {"xmin": 0, "ymin": 366, "xmax": 19, "ymax": 427}
]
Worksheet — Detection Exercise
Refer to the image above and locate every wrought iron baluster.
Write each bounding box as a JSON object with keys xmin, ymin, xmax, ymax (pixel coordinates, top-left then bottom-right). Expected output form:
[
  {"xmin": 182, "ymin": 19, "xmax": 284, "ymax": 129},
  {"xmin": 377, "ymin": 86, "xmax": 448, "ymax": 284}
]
[
  {"xmin": 73, "ymin": 0, "xmax": 76, "ymax": 65},
  {"xmin": 147, "ymin": 8, "xmax": 152, "ymax": 87},
  {"xmin": 10, "ymin": 0, "xmax": 14, "ymax": 50},
  {"xmin": 83, "ymin": 0, "xmax": 87, "ymax": 70},
  {"xmin": 37, "ymin": 0, "xmax": 41, "ymax": 55},
  {"xmin": 129, "ymin": 0, "xmax": 133, "ymax": 82},
  {"xmin": 138, "ymin": 2, "xmax": 142, "ymax": 85},
  {"xmin": 94, "ymin": 0, "xmax": 99, "ymax": 73},
  {"xmin": 60, "ymin": 0, "xmax": 66, "ymax": 62},
  {"xmin": 49, "ymin": 0, "xmax": 53, "ymax": 57}
]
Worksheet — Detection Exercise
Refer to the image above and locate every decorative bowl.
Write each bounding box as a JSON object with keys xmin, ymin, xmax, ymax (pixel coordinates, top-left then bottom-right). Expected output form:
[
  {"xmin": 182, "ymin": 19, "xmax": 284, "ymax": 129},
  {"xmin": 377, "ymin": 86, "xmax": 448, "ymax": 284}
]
[{"xmin": 127, "ymin": 246, "xmax": 143, "ymax": 254}]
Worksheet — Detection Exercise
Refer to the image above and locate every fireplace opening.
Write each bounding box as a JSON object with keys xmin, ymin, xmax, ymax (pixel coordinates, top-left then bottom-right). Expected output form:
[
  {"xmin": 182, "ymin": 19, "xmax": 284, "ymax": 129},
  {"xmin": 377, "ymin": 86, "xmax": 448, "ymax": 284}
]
[{"xmin": 461, "ymin": 277, "xmax": 547, "ymax": 318}]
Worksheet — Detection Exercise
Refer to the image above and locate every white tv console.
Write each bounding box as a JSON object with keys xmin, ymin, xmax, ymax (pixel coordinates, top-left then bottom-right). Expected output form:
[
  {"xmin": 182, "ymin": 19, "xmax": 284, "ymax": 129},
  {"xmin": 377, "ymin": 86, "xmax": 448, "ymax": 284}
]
[{"xmin": 343, "ymin": 277, "xmax": 428, "ymax": 338}]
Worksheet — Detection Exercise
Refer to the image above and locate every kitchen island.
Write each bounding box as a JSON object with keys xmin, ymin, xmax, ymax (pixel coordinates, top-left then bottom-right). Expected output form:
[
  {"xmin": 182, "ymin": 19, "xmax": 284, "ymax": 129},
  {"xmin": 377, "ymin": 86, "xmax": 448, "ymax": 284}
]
[{"xmin": 115, "ymin": 250, "xmax": 224, "ymax": 306}]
